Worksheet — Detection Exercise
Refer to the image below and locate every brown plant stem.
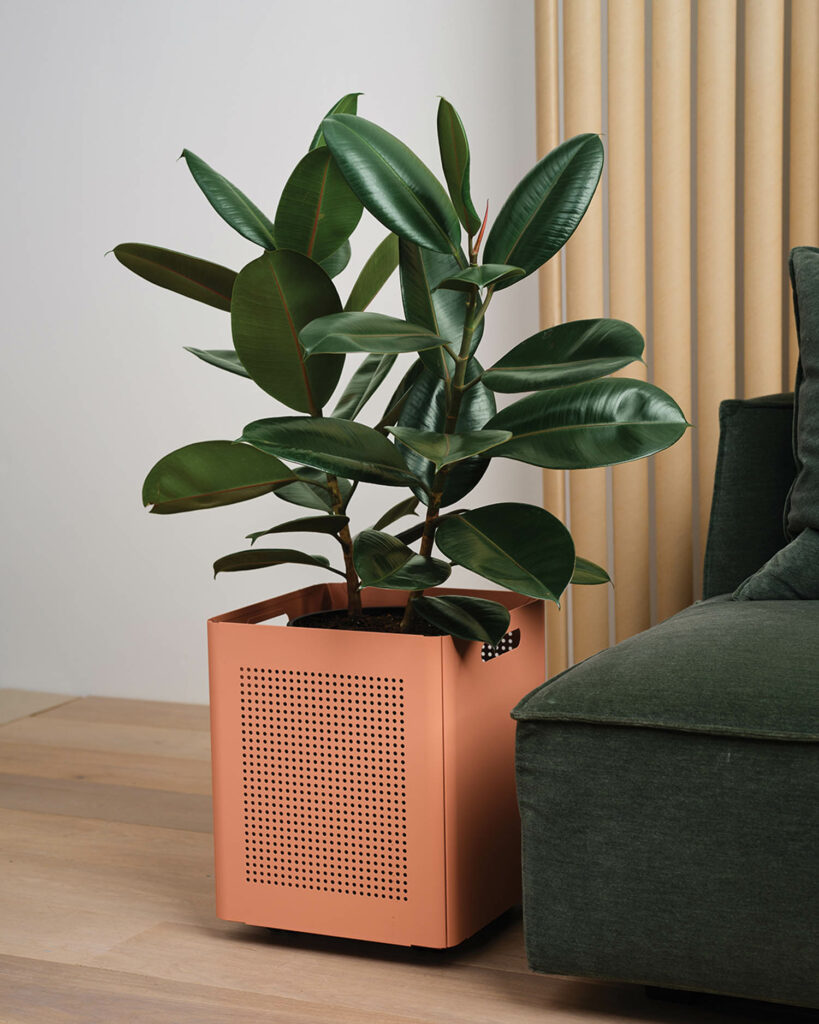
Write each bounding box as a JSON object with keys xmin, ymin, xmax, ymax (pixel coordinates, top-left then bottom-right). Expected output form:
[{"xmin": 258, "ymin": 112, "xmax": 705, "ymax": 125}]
[
  {"xmin": 327, "ymin": 474, "xmax": 362, "ymax": 617},
  {"xmin": 399, "ymin": 284, "xmax": 492, "ymax": 632}
]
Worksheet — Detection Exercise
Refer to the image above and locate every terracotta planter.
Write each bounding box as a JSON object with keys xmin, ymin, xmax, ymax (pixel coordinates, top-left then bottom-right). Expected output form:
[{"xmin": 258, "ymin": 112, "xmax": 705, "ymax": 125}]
[{"xmin": 207, "ymin": 582, "xmax": 545, "ymax": 948}]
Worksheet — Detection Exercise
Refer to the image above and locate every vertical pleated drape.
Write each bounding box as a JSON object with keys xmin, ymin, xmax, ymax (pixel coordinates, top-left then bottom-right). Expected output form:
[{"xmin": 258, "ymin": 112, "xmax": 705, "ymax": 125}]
[{"xmin": 534, "ymin": 0, "xmax": 819, "ymax": 676}]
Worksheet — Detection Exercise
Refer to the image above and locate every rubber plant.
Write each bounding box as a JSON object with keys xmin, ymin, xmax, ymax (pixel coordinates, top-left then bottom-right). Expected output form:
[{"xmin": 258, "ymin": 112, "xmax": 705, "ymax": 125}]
[{"xmin": 116, "ymin": 95, "xmax": 688, "ymax": 647}]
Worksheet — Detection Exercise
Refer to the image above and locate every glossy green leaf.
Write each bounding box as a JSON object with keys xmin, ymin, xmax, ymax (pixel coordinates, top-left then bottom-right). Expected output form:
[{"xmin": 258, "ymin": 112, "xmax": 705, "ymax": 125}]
[
  {"xmin": 310, "ymin": 93, "xmax": 362, "ymax": 150},
  {"xmin": 320, "ymin": 239, "xmax": 352, "ymax": 278},
  {"xmin": 396, "ymin": 359, "xmax": 496, "ymax": 506},
  {"xmin": 113, "ymin": 243, "xmax": 235, "ymax": 311},
  {"xmin": 571, "ymin": 556, "xmax": 611, "ymax": 585},
  {"xmin": 322, "ymin": 113, "xmax": 462, "ymax": 258},
  {"xmin": 379, "ymin": 360, "xmax": 422, "ymax": 428},
  {"xmin": 301, "ymin": 311, "xmax": 445, "ymax": 355},
  {"xmin": 398, "ymin": 240, "xmax": 482, "ymax": 382},
  {"xmin": 274, "ymin": 148, "xmax": 363, "ymax": 264},
  {"xmin": 372, "ymin": 497, "xmax": 419, "ymax": 531},
  {"xmin": 435, "ymin": 503, "xmax": 575, "ymax": 603},
  {"xmin": 486, "ymin": 378, "xmax": 689, "ymax": 469},
  {"xmin": 413, "ymin": 594, "xmax": 510, "ymax": 644},
  {"xmin": 184, "ymin": 347, "xmax": 249, "ymax": 378},
  {"xmin": 483, "ymin": 318, "xmax": 644, "ymax": 393},
  {"xmin": 231, "ymin": 250, "xmax": 343, "ymax": 413},
  {"xmin": 387, "ymin": 426, "xmax": 511, "ymax": 469},
  {"xmin": 436, "ymin": 264, "xmax": 524, "ymax": 292},
  {"xmin": 247, "ymin": 514, "xmax": 349, "ymax": 545},
  {"xmin": 214, "ymin": 548, "xmax": 342, "ymax": 577},
  {"xmin": 483, "ymin": 134, "xmax": 604, "ymax": 287},
  {"xmin": 353, "ymin": 530, "xmax": 450, "ymax": 590},
  {"xmin": 345, "ymin": 233, "xmax": 399, "ymax": 312},
  {"xmin": 142, "ymin": 441, "xmax": 298, "ymax": 514},
  {"xmin": 240, "ymin": 416, "xmax": 423, "ymax": 488},
  {"xmin": 437, "ymin": 98, "xmax": 481, "ymax": 235},
  {"xmin": 181, "ymin": 150, "xmax": 276, "ymax": 250},
  {"xmin": 274, "ymin": 467, "xmax": 351, "ymax": 512},
  {"xmin": 332, "ymin": 353, "xmax": 397, "ymax": 420}
]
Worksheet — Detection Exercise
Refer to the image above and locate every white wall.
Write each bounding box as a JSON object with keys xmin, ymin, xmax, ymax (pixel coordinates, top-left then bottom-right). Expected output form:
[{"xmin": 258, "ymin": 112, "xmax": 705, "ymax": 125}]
[{"xmin": 0, "ymin": 0, "xmax": 539, "ymax": 703}]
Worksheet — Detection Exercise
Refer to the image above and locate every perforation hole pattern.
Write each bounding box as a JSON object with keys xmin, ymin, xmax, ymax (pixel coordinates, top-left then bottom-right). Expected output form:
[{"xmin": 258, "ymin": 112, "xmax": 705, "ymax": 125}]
[
  {"xmin": 481, "ymin": 628, "xmax": 521, "ymax": 662},
  {"xmin": 240, "ymin": 668, "xmax": 408, "ymax": 901}
]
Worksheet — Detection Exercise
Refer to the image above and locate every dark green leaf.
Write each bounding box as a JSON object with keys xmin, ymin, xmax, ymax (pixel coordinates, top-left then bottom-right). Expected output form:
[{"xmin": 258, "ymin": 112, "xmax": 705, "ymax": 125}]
[
  {"xmin": 345, "ymin": 233, "xmax": 399, "ymax": 312},
  {"xmin": 397, "ymin": 359, "xmax": 496, "ymax": 506},
  {"xmin": 322, "ymin": 114, "xmax": 462, "ymax": 258},
  {"xmin": 274, "ymin": 148, "xmax": 363, "ymax": 263},
  {"xmin": 240, "ymin": 416, "xmax": 423, "ymax": 488},
  {"xmin": 372, "ymin": 497, "xmax": 419, "ymax": 531},
  {"xmin": 231, "ymin": 250, "xmax": 343, "ymax": 413},
  {"xmin": 483, "ymin": 318, "xmax": 644, "ymax": 393},
  {"xmin": 571, "ymin": 556, "xmax": 611, "ymax": 585},
  {"xmin": 142, "ymin": 441, "xmax": 298, "ymax": 514},
  {"xmin": 435, "ymin": 503, "xmax": 575, "ymax": 603},
  {"xmin": 214, "ymin": 548, "xmax": 342, "ymax": 577},
  {"xmin": 184, "ymin": 347, "xmax": 249, "ymax": 378},
  {"xmin": 247, "ymin": 514, "xmax": 349, "ymax": 544},
  {"xmin": 301, "ymin": 311, "xmax": 446, "ymax": 355},
  {"xmin": 274, "ymin": 467, "xmax": 351, "ymax": 511},
  {"xmin": 436, "ymin": 264, "xmax": 524, "ymax": 292},
  {"xmin": 483, "ymin": 134, "xmax": 604, "ymax": 287},
  {"xmin": 310, "ymin": 93, "xmax": 362, "ymax": 150},
  {"xmin": 486, "ymin": 378, "xmax": 689, "ymax": 469},
  {"xmin": 181, "ymin": 149, "xmax": 276, "ymax": 249},
  {"xmin": 332, "ymin": 353, "xmax": 397, "ymax": 420},
  {"xmin": 320, "ymin": 239, "xmax": 352, "ymax": 278},
  {"xmin": 413, "ymin": 594, "xmax": 510, "ymax": 644},
  {"xmin": 437, "ymin": 98, "xmax": 482, "ymax": 235},
  {"xmin": 398, "ymin": 240, "xmax": 482, "ymax": 381},
  {"xmin": 113, "ymin": 243, "xmax": 235, "ymax": 311},
  {"xmin": 387, "ymin": 426, "xmax": 511, "ymax": 469},
  {"xmin": 379, "ymin": 359, "xmax": 423, "ymax": 428},
  {"xmin": 354, "ymin": 530, "xmax": 450, "ymax": 590}
]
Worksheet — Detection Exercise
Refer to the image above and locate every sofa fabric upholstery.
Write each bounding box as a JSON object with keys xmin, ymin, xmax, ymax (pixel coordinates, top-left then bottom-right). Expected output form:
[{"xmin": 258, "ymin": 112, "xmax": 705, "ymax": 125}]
[
  {"xmin": 786, "ymin": 245, "xmax": 819, "ymax": 538},
  {"xmin": 514, "ymin": 387, "xmax": 819, "ymax": 1007},
  {"xmin": 514, "ymin": 719, "xmax": 819, "ymax": 1007},
  {"xmin": 513, "ymin": 598, "xmax": 819, "ymax": 742},
  {"xmin": 733, "ymin": 526, "xmax": 819, "ymax": 599},
  {"xmin": 703, "ymin": 394, "xmax": 795, "ymax": 600},
  {"xmin": 513, "ymin": 600, "xmax": 819, "ymax": 1007},
  {"xmin": 732, "ymin": 248, "xmax": 819, "ymax": 600}
]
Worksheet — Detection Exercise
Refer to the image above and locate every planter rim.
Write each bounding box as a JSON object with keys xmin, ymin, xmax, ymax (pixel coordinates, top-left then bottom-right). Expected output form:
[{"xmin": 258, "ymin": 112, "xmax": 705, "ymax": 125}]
[{"xmin": 209, "ymin": 582, "xmax": 541, "ymax": 644}]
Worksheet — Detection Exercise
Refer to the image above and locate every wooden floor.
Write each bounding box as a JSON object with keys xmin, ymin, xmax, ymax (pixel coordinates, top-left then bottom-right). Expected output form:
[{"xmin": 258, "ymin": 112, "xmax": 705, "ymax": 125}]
[{"xmin": 0, "ymin": 690, "xmax": 809, "ymax": 1024}]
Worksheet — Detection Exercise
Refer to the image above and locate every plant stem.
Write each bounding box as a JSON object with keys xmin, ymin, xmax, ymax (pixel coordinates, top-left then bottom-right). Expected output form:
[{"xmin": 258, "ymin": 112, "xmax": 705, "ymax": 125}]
[
  {"xmin": 327, "ymin": 474, "xmax": 362, "ymax": 617},
  {"xmin": 400, "ymin": 284, "xmax": 493, "ymax": 632}
]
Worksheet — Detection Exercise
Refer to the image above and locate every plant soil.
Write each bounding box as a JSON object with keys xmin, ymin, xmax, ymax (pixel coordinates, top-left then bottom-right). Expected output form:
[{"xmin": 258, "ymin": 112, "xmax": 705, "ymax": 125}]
[{"xmin": 288, "ymin": 607, "xmax": 444, "ymax": 636}]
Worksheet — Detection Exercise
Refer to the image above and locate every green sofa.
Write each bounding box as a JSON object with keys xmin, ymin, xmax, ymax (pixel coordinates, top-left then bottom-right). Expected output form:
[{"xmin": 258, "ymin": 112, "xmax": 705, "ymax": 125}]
[{"xmin": 513, "ymin": 393, "xmax": 819, "ymax": 1009}]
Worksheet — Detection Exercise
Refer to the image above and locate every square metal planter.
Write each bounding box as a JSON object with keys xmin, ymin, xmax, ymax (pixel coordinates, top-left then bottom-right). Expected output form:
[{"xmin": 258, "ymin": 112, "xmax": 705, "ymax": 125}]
[{"xmin": 208, "ymin": 582, "xmax": 544, "ymax": 948}]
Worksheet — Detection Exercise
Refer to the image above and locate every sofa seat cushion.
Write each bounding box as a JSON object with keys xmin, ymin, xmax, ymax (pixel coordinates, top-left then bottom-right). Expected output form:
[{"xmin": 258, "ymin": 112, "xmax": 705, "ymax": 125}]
[{"xmin": 512, "ymin": 597, "xmax": 819, "ymax": 742}]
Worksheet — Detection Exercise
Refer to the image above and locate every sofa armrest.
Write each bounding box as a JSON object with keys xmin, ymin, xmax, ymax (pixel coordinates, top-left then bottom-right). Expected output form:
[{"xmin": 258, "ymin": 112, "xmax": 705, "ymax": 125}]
[{"xmin": 702, "ymin": 393, "xmax": 796, "ymax": 599}]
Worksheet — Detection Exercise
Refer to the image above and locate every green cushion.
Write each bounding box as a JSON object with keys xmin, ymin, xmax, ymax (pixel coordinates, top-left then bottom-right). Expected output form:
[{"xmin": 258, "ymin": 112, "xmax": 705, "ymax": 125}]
[
  {"xmin": 512, "ymin": 597, "xmax": 819, "ymax": 741},
  {"xmin": 703, "ymin": 394, "xmax": 795, "ymax": 599},
  {"xmin": 734, "ymin": 247, "xmax": 819, "ymax": 601},
  {"xmin": 787, "ymin": 246, "xmax": 819, "ymax": 537},
  {"xmin": 733, "ymin": 527, "xmax": 819, "ymax": 600}
]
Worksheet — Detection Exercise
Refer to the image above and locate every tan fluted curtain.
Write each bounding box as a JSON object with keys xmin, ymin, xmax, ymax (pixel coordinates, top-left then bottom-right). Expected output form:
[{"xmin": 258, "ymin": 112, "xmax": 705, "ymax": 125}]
[{"xmin": 536, "ymin": 0, "xmax": 819, "ymax": 677}]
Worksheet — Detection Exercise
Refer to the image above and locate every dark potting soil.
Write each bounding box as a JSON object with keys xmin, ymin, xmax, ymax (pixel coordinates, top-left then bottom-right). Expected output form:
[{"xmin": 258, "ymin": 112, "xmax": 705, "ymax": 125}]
[{"xmin": 288, "ymin": 607, "xmax": 444, "ymax": 637}]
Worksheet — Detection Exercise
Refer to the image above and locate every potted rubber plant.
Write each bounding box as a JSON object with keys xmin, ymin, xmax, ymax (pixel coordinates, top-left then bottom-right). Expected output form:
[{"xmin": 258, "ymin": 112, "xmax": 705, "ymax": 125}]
[{"xmin": 115, "ymin": 95, "xmax": 687, "ymax": 948}]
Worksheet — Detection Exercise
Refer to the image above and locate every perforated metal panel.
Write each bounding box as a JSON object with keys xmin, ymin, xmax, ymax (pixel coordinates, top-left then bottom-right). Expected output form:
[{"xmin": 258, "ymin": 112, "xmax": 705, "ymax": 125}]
[{"xmin": 239, "ymin": 667, "xmax": 408, "ymax": 901}]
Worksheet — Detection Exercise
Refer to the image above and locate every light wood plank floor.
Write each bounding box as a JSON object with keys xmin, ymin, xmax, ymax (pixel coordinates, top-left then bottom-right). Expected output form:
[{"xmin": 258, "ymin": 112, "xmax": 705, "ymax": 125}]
[{"xmin": 0, "ymin": 691, "xmax": 810, "ymax": 1023}]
